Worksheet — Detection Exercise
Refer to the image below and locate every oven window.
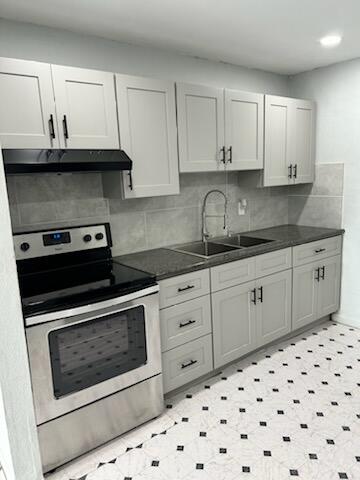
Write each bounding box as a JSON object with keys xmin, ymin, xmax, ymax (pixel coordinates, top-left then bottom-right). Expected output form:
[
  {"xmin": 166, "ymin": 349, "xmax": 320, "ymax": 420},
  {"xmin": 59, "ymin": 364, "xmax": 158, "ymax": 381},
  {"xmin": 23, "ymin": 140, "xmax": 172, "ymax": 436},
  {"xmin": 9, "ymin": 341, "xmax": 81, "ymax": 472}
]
[{"xmin": 48, "ymin": 305, "xmax": 147, "ymax": 398}]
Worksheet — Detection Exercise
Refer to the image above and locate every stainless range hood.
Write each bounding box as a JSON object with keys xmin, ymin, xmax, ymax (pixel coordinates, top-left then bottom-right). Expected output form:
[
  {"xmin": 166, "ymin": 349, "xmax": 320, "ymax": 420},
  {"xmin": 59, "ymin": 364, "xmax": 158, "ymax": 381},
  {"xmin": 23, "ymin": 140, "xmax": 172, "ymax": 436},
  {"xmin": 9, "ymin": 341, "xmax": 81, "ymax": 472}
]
[{"xmin": 2, "ymin": 149, "xmax": 132, "ymax": 174}]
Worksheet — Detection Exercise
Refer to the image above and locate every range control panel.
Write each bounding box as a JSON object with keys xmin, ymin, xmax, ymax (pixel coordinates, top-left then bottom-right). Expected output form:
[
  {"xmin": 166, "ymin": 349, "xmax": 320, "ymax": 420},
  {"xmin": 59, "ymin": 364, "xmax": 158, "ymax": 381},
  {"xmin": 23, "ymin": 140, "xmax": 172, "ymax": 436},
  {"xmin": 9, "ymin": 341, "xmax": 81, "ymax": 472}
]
[{"xmin": 14, "ymin": 224, "xmax": 109, "ymax": 260}]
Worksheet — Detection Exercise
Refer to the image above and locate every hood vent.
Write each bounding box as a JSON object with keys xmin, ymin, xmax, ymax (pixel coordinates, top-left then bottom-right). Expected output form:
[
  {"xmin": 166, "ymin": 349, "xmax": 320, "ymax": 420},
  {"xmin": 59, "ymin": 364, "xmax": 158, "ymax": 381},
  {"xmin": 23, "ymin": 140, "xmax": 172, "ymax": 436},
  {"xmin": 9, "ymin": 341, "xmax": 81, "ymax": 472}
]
[{"xmin": 3, "ymin": 149, "xmax": 132, "ymax": 174}]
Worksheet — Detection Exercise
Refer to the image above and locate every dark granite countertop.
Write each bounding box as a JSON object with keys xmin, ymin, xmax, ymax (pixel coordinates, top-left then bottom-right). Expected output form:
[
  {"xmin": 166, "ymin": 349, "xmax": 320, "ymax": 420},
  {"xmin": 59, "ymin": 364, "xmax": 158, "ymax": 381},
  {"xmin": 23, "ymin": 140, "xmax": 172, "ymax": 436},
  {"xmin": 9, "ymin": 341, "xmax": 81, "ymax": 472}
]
[{"xmin": 114, "ymin": 224, "xmax": 344, "ymax": 281}]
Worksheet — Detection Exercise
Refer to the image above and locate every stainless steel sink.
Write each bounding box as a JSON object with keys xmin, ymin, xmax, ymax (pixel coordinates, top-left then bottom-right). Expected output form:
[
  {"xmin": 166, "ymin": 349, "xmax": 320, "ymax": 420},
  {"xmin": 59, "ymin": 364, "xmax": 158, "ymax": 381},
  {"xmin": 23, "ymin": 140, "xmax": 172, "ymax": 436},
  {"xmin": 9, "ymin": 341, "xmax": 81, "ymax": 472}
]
[
  {"xmin": 169, "ymin": 235, "xmax": 274, "ymax": 259},
  {"xmin": 170, "ymin": 241, "xmax": 240, "ymax": 259},
  {"xmin": 214, "ymin": 234, "xmax": 274, "ymax": 248}
]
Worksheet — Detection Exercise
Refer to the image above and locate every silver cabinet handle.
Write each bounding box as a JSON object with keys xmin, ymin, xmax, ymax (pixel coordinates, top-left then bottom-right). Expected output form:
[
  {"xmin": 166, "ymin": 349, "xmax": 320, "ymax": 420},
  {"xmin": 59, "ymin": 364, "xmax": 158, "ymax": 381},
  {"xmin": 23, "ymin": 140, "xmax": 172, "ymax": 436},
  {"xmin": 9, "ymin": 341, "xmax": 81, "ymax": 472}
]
[
  {"xmin": 179, "ymin": 319, "xmax": 196, "ymax": 328},
  {"xmin": 181, "ymin": 359, "xmax": 197, "ymax": 369},
  {"xmin": 288, "ymin": 164, "xmax": 293, "ymax": 178},
  {"xmin": 315, "ymin": 267, "xmax": 320, "ymax": 282}
]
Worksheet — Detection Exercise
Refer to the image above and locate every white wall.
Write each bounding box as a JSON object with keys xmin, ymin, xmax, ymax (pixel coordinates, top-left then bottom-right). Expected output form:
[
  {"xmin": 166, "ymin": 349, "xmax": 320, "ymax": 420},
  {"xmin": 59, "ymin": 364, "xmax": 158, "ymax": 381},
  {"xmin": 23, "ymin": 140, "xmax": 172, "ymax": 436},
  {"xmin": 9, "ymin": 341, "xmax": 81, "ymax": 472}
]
[
  {"xmin": 290, "ymin": 59, "xmax": 360, "ymax": 327},
  {"xmin": 0, "ymin": 386, "xmax": 15, "ymax": 480},
  {"xmin": 0, "ymin": 18, "xmax": 289, "ymax": 94},
  {"xmin": 0, "ymin": 148, "xmax": 43, "ymax": 480}
]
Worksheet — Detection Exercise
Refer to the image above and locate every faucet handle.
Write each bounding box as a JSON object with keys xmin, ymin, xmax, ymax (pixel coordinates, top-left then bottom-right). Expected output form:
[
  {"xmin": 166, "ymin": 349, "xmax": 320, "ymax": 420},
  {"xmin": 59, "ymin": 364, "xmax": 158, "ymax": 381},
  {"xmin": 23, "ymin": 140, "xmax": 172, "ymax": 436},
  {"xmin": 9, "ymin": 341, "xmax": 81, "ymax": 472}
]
[{"xmin": 202, "ymin": 231, "xmax": 210, "ymax": 242}]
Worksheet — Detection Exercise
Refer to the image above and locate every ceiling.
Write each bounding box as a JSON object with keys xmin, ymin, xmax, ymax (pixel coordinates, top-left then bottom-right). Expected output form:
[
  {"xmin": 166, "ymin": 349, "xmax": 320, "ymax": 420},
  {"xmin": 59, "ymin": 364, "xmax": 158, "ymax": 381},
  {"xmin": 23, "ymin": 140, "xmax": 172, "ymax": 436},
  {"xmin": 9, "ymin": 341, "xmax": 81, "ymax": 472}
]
[{"xmin": 0, "ymin": 0, "xmax": 359, "ymax": 75}]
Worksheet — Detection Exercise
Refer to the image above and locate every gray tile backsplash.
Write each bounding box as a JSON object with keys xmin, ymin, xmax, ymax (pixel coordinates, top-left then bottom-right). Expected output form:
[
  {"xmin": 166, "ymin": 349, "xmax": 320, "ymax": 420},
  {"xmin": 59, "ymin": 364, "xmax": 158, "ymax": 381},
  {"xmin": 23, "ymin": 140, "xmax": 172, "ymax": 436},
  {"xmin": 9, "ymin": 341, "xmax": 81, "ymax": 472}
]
[
  {"xmin": 6, "ymin": 164, "xmax": 343, "ymax": 256},
  {"xmin": 288, "ymin": 196, "xmax": 343, "ymax": 228},
  {"xmin": 7, "ymin": 173, "xmax": 110, "ymax": 232},
  {"xmin": 288, "ymin": 163, "xmax": 344, "ymax": 229}
]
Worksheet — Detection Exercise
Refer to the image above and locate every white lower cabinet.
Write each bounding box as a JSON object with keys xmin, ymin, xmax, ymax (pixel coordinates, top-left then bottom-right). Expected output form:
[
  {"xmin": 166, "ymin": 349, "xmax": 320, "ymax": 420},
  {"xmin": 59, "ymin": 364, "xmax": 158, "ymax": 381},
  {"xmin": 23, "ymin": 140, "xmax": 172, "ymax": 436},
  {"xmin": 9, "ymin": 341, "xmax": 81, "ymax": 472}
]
[
  {"xmin": 292, "ymin": 254, "xmax": 341, "ymax": 330},
  {"xmin": 292, "ymin": 262, "xmax": 318, "ymax": 330},
  {"xmin": 160, "ymin": 241, "xmax": 342, "ymax": 392},
  {"xmin": 162, "ymin": 334, "xmax": 213, "ymax": 394},
  {"xmin": 256, "ymin": 269, "xmax": 292, "ymax": 347},
  {"xmin": 317, "ymin": 255, "xmax": 341, "ymax": 317},
  {"xmin": 212, "ymin": 270, "xmax": 292, "ymax": 368},
  {"xmin": 212, "ymin": 281, "xmax": 257, "ymax": 369}
]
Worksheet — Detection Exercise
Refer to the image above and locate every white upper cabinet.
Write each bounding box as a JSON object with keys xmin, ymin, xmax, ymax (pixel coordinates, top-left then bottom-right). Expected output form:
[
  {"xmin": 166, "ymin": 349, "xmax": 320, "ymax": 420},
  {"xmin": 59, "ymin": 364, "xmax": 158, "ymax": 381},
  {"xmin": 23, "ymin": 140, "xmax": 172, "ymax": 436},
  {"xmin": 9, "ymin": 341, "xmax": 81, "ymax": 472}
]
[
  {"xmin": 177, "ymin": 83, "xmax": 264, "ymax": 172},
  {"xmin": 0, "ymin": 57, "xmax": 58, "ymax": 148},
  {"xmin": 116, "ymin": 74, "xmax": 179, "ymax": 198},
  {"xmin": 263, "ymin": 95, "xmax": 315, "ymax": 186},
  {"xmin": 51, "ymin": 65, "xmax": 119, "ymax": 149},
  {"xmin": 224, "ymin": 89, "xmax": 264, "ymax": 170},
  {"xmin": 263, "ymin": 95, "xmax": 293, "ymax": 186},
  {"xmin": 177, "ymin": 83, "xmax": 225, "ymax": 172},
  {"xmin": 292, "ymin": 99, "xmax": 315, "ymax": 184}
]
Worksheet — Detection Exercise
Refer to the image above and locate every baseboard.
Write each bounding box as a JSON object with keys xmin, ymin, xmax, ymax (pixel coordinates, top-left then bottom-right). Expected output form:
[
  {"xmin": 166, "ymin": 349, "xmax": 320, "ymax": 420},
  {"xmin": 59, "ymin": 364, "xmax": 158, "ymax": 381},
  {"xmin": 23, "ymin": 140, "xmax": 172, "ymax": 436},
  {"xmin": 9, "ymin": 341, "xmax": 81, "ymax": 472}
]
[{"xmin": 332, "ymin": 312, "xmax": 360, "ymax": 328}]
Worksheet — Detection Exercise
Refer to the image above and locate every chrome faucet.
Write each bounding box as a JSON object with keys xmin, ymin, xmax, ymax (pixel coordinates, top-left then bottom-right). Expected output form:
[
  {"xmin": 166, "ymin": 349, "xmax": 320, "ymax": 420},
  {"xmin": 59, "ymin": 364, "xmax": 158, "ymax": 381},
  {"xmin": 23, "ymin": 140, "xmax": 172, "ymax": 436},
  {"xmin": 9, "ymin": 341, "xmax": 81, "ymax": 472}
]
[{"xmin": 202, "ymin": 189, "xmax": 228, "ymax": 242}]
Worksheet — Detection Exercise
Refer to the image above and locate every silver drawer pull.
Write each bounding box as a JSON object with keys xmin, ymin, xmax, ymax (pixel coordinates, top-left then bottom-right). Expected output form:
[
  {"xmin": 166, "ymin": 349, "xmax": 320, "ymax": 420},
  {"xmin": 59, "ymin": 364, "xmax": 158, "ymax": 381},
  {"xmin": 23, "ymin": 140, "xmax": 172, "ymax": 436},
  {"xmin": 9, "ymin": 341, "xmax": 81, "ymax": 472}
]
[
  {"xmin": 178, "ymin": 284, "xmax": 195, "ymax": 293},
  {"xmin": 181, "ymin": 359, "xmax": 198, "ymax": 369},
  {"xmin": 314, "ymin": 248, "xmax": 326, "ymax": 253},
  {"xmin": 179, "ymin": 319, "xmax": 196, "ymax": 328}
]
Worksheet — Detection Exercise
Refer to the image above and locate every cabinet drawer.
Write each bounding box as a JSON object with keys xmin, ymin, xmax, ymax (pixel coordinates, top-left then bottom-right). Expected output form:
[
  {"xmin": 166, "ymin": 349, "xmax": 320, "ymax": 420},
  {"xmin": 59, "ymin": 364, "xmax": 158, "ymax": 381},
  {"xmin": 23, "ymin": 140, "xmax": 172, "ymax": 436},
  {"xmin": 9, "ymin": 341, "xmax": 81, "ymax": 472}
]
[
  {"xmin": 210, "ymin": 257, "xmax": 255, "ymax": 292},
  {"xmin": 255, "ymin": 248, "xmax": 292, "ymax": 278},
  {"xmin": 160, "ymin": 295, "xmax": 212, "ymax": 352},
  {"xmin": 293, "ymin": 236, "xmax": 342, "ymax": 267},
  {"xmin": 159, "ymin": 269, "xmax": 210, "ymax": 309},
  {"xmin": 162, "ymin": 334, "xmax": 213, "ymax": 394}
]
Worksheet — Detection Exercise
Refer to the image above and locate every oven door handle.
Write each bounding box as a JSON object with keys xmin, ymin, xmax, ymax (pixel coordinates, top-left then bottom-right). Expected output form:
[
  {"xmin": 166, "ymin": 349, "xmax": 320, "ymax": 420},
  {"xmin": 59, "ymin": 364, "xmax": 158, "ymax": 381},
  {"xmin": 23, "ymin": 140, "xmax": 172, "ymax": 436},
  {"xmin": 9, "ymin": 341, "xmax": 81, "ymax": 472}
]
[{"xmin": 25, "ymin": 284, "xmax": 159, "ymax": 327}]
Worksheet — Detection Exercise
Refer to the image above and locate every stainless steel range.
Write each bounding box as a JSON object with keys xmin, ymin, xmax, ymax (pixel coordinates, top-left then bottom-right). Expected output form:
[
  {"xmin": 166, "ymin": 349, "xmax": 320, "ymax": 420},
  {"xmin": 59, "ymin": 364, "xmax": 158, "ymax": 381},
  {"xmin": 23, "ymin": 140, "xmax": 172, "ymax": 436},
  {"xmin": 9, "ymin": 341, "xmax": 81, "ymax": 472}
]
[{"xmin": 14, "ymin": 224, "xmax": 163, "ymax": 473}]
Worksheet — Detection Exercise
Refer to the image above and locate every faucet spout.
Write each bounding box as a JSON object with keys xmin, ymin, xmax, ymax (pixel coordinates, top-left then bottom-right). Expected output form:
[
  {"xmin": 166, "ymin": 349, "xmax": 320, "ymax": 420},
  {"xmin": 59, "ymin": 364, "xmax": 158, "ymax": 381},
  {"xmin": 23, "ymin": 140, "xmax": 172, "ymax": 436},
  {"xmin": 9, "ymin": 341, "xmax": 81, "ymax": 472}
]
[{"xmin": 201, "ymin": 189, "xmax": 228, "ymax": 242}]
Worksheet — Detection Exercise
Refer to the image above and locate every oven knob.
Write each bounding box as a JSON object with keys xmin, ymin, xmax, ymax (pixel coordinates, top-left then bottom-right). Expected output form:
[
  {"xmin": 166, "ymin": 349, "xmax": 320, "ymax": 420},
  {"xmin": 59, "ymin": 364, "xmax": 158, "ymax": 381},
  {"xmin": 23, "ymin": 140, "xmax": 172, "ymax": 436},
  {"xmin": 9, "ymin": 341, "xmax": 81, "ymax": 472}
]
[
  {"xmin": 95, "ymin": 232, "xmax": 104, "ymax": 241},
  {"xmin": 20, "ymin": 242, "xmax": 30, "ymax": 252},
  {"xmin": 83, "ymin": 234, "xmax": 92, "ymax": 243}
]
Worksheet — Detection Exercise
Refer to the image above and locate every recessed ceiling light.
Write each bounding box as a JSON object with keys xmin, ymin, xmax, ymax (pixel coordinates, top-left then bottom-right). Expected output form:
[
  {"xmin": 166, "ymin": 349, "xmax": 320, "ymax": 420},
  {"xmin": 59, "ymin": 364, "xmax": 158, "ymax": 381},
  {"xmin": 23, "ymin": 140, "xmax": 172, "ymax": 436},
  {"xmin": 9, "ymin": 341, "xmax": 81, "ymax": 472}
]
[{"xmin": 320, "ymin": 34, "xmax": 342, "ymax": 48}]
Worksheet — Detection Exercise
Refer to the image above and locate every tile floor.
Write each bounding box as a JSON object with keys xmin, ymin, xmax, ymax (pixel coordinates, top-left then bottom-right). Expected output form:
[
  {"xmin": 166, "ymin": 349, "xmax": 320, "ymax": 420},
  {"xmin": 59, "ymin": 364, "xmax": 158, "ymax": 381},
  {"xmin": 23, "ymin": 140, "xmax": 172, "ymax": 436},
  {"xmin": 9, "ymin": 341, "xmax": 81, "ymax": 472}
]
[{"xmin": 48, "ymin": 319, "xmax": 360, "ymax": 480}]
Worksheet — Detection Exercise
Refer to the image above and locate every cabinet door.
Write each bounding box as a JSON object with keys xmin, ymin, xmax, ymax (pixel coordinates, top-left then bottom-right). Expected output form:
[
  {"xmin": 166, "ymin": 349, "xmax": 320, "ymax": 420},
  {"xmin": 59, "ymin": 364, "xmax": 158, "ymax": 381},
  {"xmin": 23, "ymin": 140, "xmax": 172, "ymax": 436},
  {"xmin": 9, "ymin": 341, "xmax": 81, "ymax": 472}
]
[
  {"xmin": 212, "ymin": 281, "xmax": 257, "ymax": 368},
  {"xmin": 0, "ymin": 57, "xmax": 58, "ymax": 148},
  {"xmin": 256, "ymin": 269, "xmax": 292, "ymax": 347},
  {"xmin": 116, "ymin": 75, "xmax": 179, "ymax": 198},
  {"xmin": 263, "ymin": 95, "xmax": 293, "ymax": 186},
  {"xmin": 317, "ymin": 255, "xmax": 341, "ymax": 318},
  {"xmin": 292, "ymin": 262, "xmax": 318, "ymax": 331},
  {"xmin": 293, "ymin": 99, "xmax": 315, "ymax": 184},
  {"xmin": 177, "ymin": 83, "xmax": 225, "ymax": 172},
  {"xmin": 51, "ymin": 65, "xmax": 119, "ymax": 149},
  {"xmin": 224, "ymin": 89, "xmax": 264, "ymax": 170}
]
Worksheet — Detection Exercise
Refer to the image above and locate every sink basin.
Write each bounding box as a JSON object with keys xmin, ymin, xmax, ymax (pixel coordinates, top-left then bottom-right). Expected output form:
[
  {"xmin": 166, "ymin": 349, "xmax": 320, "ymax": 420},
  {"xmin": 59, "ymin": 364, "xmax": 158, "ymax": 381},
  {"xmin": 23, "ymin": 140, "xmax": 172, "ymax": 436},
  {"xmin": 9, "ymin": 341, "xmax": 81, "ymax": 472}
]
[
  {"xmin": 214, "ymin": 234, "xmax": 274, "ymax": 248},
  {"xmin": 170, "ymin": 241, "xmax": 240, "ymax": 258}
]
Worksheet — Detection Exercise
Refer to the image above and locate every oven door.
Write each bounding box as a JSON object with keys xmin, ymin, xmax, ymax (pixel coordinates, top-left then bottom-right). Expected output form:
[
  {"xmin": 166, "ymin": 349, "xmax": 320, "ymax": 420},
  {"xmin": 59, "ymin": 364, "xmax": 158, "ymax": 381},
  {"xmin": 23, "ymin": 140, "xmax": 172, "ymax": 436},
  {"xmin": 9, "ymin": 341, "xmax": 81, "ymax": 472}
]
[{"xmin": 25, "ymin": 285, "xmax": 161, "ymax": 425}]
